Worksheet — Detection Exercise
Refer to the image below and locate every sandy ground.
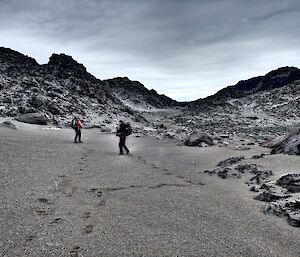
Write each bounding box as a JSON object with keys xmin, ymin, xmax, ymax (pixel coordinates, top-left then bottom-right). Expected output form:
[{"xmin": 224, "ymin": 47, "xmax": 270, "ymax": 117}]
[{"xmin": 0, "ymin": 124, "xmax": 299, "ymax": 257}]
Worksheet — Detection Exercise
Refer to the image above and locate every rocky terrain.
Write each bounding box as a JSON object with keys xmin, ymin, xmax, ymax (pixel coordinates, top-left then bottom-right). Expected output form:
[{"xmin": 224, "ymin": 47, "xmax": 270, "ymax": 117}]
[
  {"xmin": 104, "ymin": 77, "xmax": 184, "ymax": 111},
  {"xmin": 0, "ymin": 47, "xmax": 299, "ymax": 257},
  {"xmin": 1, "ymin": 47, "xmax": 299, "ymax": 143},
  {"xmin": 0, "ymin": 47, "xmax": 175, "ymax": 128}
]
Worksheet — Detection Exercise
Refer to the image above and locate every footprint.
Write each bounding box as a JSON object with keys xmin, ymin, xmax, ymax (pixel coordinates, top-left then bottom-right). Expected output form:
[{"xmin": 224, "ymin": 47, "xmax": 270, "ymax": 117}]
[
  {"xmin": 50, "ymin": 218, "xmax": 63, "ymax": 224},
  {"xmin": 176, "ymin": 175, "xmax": 185, "ymax": 179},
  {"xmin": 163, "ymin": 172, "xmax": 173, "ymax": 176},
  {"xmin": 25, "ymin": 234, "xmax": 36, "ymax": 243},
  {"xmin": 83, "ymin": 224, "xmax": 94, "ymax": 234},
  {"xmin": 96, "ymin": 191, "xmax": 103, "ymax": 198},
  {"xmin": 87, "ymin": 188, "xmax": 98, "ymax": 193},
  {"xmin": 57, "ymin": 180, "xmax": 76, "ymax": 197},
  {"xmin": 37, "ymin": 197, "xmax": 50, "ymax": 204},
  {"xmin": 83, "ymin": 212, "xmax": 91, "ymax": 219},
  {"xmin": 98, "ymin": 200, "xmax": 106, "ymax": 206},
  {"xmin": 35, "ymin": 208, "xmax": 53, "ymax": 216},
  {"xmin": 69, "ymin": 246, "xmax": 81, "ymax": 257}
]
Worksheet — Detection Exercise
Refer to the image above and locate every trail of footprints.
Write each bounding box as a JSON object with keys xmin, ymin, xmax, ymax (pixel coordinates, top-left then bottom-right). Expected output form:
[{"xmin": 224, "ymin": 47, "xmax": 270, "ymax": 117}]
[
  {"xmin": 135, "ymin": 154, "xmax": 205, "ymax": 188},
  {"xmin": 29, "ymin": 148, "xmax": 102, "ymax": 256},
  {"xmin": 28, "ymin": 149, "xmax": 204, "ymax": 256}
]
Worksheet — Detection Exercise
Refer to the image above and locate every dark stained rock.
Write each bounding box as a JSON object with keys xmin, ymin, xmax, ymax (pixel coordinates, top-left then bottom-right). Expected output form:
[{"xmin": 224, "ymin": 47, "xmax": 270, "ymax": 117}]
[
  {"xmin": 251, "ymin": 154, "xmax": 266, "ymax": 159},
  {"xmin": 217, "ymin": 167, "xmax": 232, "ymax": 179},
  {"xmin": 264, "ymin": 202, "xmax": 285, "ymax": 216},
  {"xmin": 0, "ymin": 121, "xmax": 17, "ymax": 130},
  {"xmin": 217, "ymin": 156, "xmax": 245, "ymax": 167},
  {"xmin": 287, "ymin": 212, "xmax": 300, "ymax": 227},
  {"xmin": 276, "ymin": 173, "xmax": 300, "ymax": 193},
  {"xmin": 268, "ymin": 127, "xmax": 300, "ymax": 155},
  {"xmin": 16, "ymin": 113, "xmax": 48, "ymax": 125},
  {"xmin": 254, "ymin": 191, "xmax": 291, "ymax": 202},
  {"xmin": 250, "ymin": 185, "xmax": 260, "ymax": 192},
  {"xmin": 184, "ymin": 131, "xmax": 214, "ymax": 147}
]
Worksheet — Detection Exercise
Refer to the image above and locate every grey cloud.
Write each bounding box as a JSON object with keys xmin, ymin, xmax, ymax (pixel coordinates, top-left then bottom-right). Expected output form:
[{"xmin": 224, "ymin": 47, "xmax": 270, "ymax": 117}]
[{"xmin": 0, "ymin": 0, "xmax": 300, "ymax": 100}]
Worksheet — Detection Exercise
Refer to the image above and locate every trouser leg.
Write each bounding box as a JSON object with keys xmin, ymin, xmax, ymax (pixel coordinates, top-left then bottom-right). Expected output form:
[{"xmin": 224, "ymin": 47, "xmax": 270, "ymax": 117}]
[
  {"xmin": 74, "ymin": 128, "xmax": 79, "ymax": 142},
  {"xmin": 78, "ymin": 129, "xmax": 82, "ymax": 142},
  {"xmin": 123, "ymin": 137, "xmax": 129, "ymax": 153},
  {"xmin": 119, "ymin": 137, "xmax": 123, "ymax": 154},
  {"xmin": 119, "ymin": 136, "xmax": 129, "ymax": 154}
]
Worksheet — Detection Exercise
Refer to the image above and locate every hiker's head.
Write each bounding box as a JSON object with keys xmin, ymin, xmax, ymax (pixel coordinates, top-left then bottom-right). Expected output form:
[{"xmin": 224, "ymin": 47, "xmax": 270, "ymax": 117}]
[{"xmin": 119, "ymin": 120, "xmax": 124, "ymax": 124}]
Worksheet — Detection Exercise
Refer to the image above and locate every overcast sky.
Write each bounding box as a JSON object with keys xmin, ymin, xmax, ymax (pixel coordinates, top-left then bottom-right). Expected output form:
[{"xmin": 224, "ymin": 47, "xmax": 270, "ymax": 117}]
[{"xmin": 1, "ymin": 0, "xmax": 300, "ymax": 100}]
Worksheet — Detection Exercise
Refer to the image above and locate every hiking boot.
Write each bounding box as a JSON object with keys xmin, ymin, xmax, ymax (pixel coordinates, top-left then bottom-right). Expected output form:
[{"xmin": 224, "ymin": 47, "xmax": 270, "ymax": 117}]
[
  {"xmin": 79, "ymin": 141, "xmax": 83, "ymax": 143},
  {"xmin": 119, "ymin": 152, "xmax": 124, "ymax": 155},
  {"xmin": 126, "ymin": 149, "xmax": 130, "ymax": 154}
]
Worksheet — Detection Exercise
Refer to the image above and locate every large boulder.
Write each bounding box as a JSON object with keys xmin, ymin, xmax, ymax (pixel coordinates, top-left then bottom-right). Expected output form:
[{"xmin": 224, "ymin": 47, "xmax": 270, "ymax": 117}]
[
  {"xmin": 266, "ymin": 127, "xmax": 300, "ymax": 155},
  {"xmin": 184, "ymin": 131, "xmax": 214, "ymax": 147},
  {"xmin": 16, "ymin": 113, "xmax": 48, "ymax": 125},
  {"xmin": 276, "ymin": 174, "xmax": 300, "ymax": 193},
  {"xmin": 0, "ymin": 121, "xmax": 17, "ymax": 130}
]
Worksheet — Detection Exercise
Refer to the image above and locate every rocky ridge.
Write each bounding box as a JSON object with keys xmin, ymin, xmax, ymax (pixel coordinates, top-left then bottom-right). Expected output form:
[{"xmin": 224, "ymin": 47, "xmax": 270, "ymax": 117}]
[
  {"xmin": 0, "ymin": 47, "xmax": 300, "ymax": 150},
  {"xmin": 104, "ymin": 77, "xmax": 184, "ymax": 110},
  {"xmin": 0, "ymin": 47, "xmax": 173, "ymax": 127}
]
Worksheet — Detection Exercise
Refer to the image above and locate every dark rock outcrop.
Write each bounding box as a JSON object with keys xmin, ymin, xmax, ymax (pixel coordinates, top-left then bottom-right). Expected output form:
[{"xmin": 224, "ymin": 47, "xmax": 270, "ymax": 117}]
[
  {"xmin": 276, "ymin": 173, "xmax": 300, "ymax": 193},
  {"xmin": 188, "ymin": 66, "xmax": 300, "ymax": 112},
  {"xmin": 16, "ymin": 113, "xmax": 48, "ymax": 125},
  {"xmin": 184, "ymin": 131, "xmax": 214, "ymax": 147},
  {"xmin": 268, "ymin": 128, "xmax": 300, "ymax": 155},
  {"xmin": 254, "ymin": 191, "xmax": 291, "ymax": 202},
  {"xmin": 105, "ymin": 77, "xmax": 184, "ymax": 109},
  {"xmin": 217, "ymin": 156, "xmax": 245, "ymax": 167},
  {"xmin": 0, "ymin": 47, "xmax": 149, "ymax": 125},
  {"xmin": 0, "ymin": 121, "xmax": 17, "ymax": 129}
]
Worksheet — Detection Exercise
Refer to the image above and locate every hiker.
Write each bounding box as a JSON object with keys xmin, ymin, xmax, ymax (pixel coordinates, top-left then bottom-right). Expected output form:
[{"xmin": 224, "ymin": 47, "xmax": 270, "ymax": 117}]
[
  {"xmin": 71, "ymin": 115, "xmax": 83, "ymax": 143},
  {"xmin": 116, "ymin": 120, "xmax": 132, "ymax": 155}
]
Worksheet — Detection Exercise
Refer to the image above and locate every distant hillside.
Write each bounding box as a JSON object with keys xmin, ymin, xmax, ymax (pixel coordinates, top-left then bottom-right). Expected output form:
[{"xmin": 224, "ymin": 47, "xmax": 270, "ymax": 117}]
[
  {"xmin": 0, "ymin": 47, "xmax": 180, "ymax": 125},
  {"xmin": 188, "ymin": 67, "xmax": 300, "ymax": 111},
  {"xmin": 104, "ymin": 77, "xmax": 184, "ymax": 110}
]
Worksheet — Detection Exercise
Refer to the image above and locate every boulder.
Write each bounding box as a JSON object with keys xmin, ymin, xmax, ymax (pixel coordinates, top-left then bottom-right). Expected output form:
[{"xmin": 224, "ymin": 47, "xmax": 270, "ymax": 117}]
[
  {"xmin": 184, "ymin": 131, "xmax": 213, "ymax": 147},
  {"xmin": 0, "ymin": 121, "xmax": 17, "ymax": 130},
  {"xmin": 276, "ymin": 173, "xmax": 300, "ymax": 193},
  {"xmin": 217, "ymin": 156, "xmax": 245, "ymax": 167},
  {"xmin": 287, "ymin": 212, "xmax": 300, "ymax": 227},
  {"xmin": 254, "ymin": 190, "xmax": 291, "ymax": 202},
  {"xmin": 16, "ymin": 113, "xmax": 48, "ymax": 125},
  {"xmin": 267, "ymin": 127, "xmax": 300, "ymax": 155},
  {"xmin": 264, "ymin": 202, "xmax": 285, "ymax": 216}
]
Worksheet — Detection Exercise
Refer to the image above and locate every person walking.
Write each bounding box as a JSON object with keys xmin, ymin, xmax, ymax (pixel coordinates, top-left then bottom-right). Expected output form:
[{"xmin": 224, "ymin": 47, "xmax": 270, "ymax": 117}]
[
  {"xmin": 71, "ymin": 115, "xmax": 83, "ymax": 143},
  {"xmin": 116, "ymin": 120, "xmax": 131, "ymax": 155}
]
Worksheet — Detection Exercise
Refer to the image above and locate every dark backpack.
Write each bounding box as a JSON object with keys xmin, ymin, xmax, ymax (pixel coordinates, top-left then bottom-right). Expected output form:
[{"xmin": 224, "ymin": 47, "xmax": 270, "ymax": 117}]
[
  {"xmin": 71, "ymin": 118, "xmax": 78, "ymax": 129},
  {"xmin": 124, "ymin": 122, "xmax": 132, "ymax": 136}
]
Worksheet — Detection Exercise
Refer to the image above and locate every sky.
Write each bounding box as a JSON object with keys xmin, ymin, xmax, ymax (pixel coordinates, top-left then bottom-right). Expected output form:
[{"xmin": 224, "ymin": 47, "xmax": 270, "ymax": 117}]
[{"xmin": 0, "ymin": 0, "xmax": 300, "ymax": 101}]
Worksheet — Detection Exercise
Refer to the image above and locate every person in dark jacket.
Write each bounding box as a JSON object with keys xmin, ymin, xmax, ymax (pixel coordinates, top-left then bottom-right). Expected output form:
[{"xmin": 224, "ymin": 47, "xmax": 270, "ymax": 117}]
[
  {"xmin": 116, "ymin": 120, "xmax": 130, "ymax": 155},
  {"xmin": 71, "ymin": 115, "xmax": 83, "ymax": 143}
]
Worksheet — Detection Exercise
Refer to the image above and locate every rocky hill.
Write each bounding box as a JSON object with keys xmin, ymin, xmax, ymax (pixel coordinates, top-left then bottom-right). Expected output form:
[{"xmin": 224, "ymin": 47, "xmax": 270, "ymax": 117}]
[
  {"xmin": 0, "ymin": 47, "xmax": 299, "ymax": 144},
  {"xmin": 188, "ymin": 67, "xmax": 300, "ymax": 112},
  {"xmin": 104, "ymin": 77, "xmax": 184, "ymax": 110},
  {"xmin": 0, "ymin": 47, "xmax": 175, "ymax": 126}
]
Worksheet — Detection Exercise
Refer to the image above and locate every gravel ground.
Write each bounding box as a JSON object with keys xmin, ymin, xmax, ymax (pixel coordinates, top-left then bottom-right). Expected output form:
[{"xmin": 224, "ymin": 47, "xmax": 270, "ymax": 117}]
[{"xmin": 0, "ymin": 125, "xmax": 299, "ymax": 257}]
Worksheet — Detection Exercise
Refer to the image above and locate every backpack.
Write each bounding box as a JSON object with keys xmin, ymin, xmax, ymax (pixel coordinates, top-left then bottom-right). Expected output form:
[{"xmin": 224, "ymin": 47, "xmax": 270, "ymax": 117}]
[
  {"xmin": 124, "ymin": 122, "xmax": 132, "ymax": 136},
  {"xmin": 71, "ymin": 118, "xmax": 78, "ymax": 129}
]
